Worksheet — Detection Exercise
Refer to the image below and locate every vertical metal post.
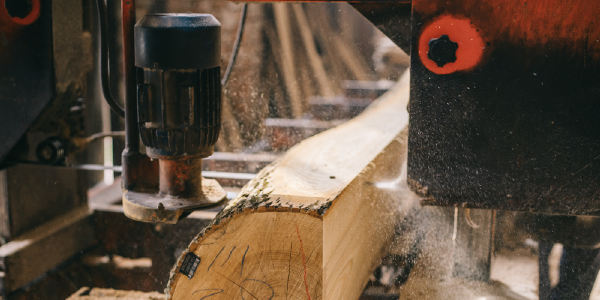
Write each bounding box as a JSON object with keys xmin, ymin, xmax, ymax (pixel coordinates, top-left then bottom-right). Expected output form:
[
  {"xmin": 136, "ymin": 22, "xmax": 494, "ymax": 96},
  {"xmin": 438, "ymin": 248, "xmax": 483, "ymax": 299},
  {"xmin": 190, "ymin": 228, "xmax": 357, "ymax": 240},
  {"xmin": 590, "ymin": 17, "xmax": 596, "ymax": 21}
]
[
  {"xmin": 121, "ymin": 0, "xmax": 159, "ymax": 192},
  {"xmin": 452, "ymin": 208, "xmax": 494, "ymax": 281},
  {"xmin": 122, "ymin": 0, "xmax": 138, "ymax": 153},
  {"xmin": 159, "ymin": 159, "xmax": 203, "ymax": 198}
]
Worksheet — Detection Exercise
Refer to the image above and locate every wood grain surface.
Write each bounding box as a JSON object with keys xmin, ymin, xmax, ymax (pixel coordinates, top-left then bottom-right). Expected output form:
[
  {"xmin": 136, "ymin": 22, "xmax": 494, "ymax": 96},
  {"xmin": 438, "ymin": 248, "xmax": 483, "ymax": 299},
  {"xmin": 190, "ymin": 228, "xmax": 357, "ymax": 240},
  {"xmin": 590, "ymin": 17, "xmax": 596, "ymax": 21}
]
[{"xmin": 166, "ymin": 72, "xmax": 410, "ymax": 300}]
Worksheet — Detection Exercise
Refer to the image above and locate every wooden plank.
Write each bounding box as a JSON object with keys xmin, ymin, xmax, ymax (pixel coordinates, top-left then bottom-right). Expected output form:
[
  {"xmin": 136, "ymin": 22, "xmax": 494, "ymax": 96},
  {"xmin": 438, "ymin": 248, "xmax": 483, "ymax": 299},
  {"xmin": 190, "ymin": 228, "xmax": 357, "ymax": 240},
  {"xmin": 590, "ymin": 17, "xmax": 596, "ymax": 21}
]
[
  {"xmin": 264, "ymin": 21, "xmax": 292, "ymax": 118},
  {"xmin": 201, "ymin": 152, "xmax": 279, "ymax": 188},
  {"xmin": 292, "ymin": 4, "xmax": 335, "ymax": 97},
  {"xmin": 165, "ymin": 73, "xmax": 410, "ymax": 300},
  {"xmin": 332, "ymin": 34, "xmax": 372, "ymax": 81},
  {"xmin": 88, "ymin": 177, "xmax": 123, "ymax": 209},
  {"xmin": 344, "ymin": 80, "xmax": 396, "ymax": 100},
  {"xmin": 309, "ymin": 96, "xmax": 372, "ymax": 121},
  {"xmin": 265, "ymin": 118, "xmax": 347, "ymax": 151},
  {"xmin": 0, "ymin": 164, "xmax": 87, "ymax": 239},
  {"xmin": 202, "ymin": 152, "xmax": 279, "ymax": 174},
  {"xmin": 0, "ymin": 207, "xmax": 94, "ymax": 294},
  {"xmin": 273, "ymin": 3, "xmax": 303, "ymax": 118},
  {"xmin": 304, "ymin": 4, "xmax": 350, "ymax": 87},
  {"xmin": 265, "ymin": 118, "xmax": 346, "ymax": 129}
]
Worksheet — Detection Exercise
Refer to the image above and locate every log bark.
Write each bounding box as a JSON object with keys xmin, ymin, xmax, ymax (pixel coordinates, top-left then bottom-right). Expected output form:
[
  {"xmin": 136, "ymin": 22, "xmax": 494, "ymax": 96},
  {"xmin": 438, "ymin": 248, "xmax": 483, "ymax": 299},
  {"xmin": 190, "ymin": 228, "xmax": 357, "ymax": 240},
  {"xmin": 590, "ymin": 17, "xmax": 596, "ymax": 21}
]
[
  {"xmin": 68, "ymin": 287, "xmax": 164, "ymax": 300},
  {"xmin": 166, "ymin": 73, "xmax": 411, "ymax": 300}
]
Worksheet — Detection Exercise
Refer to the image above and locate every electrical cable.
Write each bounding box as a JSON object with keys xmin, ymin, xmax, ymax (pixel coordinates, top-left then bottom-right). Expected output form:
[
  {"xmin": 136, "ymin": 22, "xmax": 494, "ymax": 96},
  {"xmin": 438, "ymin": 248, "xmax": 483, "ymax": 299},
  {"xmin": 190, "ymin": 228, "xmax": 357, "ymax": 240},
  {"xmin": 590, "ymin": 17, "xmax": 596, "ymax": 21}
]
[
  {"xmin": 86, "ymin": 131, "xmax": 126, "ymax": 142},
  {"xmin": 221, "ymin": 4, "xmax": 248, "ymax": 87},
  {"xmin": 464, "ymin": 208, "xmax": 481, "ymax": 228},
  {"xmin": 95, "ymin": 0, "xmax": 125, "ymax": 118},
  {"xmin": 2, "ymin": 160, "xmax": 257, "ymax": 180}
]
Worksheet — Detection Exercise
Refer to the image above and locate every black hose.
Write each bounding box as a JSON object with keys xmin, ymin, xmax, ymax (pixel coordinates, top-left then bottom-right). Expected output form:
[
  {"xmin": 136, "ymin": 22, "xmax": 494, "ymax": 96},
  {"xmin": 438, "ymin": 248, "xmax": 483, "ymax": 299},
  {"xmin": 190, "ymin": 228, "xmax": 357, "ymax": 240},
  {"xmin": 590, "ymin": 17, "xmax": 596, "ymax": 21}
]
[
  {"xmin": 221, "ymin": 4, "xmax": 247, "ymax": 87},
  {"xmin": 95, "ymin": 0, "xmax": 125, "ymax": 118}
]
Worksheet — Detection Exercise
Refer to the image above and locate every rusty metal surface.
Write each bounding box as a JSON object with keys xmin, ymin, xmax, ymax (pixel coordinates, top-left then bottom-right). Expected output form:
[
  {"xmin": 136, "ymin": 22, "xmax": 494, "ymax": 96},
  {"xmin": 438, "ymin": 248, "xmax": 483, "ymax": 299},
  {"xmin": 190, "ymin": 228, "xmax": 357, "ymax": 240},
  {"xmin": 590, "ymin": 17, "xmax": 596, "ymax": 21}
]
[
  {"xmin": 159, "ymin": 159, "xmax": 203, "ymax": 197},
  {"xmin": 408, "ymin": 0, "xmax": 600, "ymax": 215},
  {"xmin": 239, "ymin": 0, "xmax": 411, "ymax": 2},
  {"xmin": 123, "ymin": 177, "xmax": 227, "ymax": 224},
  {"xmin": 121, "ymin": 151, "xmax": 158, "ymax": 192}
]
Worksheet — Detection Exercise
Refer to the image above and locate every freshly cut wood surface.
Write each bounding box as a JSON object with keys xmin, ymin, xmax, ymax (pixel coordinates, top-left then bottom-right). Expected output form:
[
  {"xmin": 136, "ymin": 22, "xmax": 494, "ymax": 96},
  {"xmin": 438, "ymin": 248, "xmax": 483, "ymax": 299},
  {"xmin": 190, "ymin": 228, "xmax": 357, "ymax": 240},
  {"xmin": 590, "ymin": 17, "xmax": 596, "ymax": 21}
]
[{"xmin": 166, "ymin": 73, "xmax": 411, "ymax": 300}]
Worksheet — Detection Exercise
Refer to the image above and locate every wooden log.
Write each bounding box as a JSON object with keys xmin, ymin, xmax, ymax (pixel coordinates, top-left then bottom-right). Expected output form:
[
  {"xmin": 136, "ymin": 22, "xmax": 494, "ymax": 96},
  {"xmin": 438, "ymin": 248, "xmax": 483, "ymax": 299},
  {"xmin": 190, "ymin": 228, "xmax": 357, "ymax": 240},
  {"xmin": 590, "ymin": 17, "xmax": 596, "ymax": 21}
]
[{"xmin": 165, "ymin": 73, "xmax": 410, "ymax": 300}]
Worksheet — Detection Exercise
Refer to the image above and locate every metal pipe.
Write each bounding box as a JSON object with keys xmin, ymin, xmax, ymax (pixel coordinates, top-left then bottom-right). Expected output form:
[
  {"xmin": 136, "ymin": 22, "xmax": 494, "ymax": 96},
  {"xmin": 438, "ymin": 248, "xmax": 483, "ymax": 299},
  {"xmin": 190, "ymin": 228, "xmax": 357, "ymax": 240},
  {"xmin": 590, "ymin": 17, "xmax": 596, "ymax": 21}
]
[
  {"xmin": 122, "ymin": 0, "xmax": 138, "ymax": 153},
  {"xmin": 159, "ymin": 159, "xmax": 203, "ymax": 198},
  {"xmin": 95, "ymin": 0, "xmax": 125, "ymax": 118}
]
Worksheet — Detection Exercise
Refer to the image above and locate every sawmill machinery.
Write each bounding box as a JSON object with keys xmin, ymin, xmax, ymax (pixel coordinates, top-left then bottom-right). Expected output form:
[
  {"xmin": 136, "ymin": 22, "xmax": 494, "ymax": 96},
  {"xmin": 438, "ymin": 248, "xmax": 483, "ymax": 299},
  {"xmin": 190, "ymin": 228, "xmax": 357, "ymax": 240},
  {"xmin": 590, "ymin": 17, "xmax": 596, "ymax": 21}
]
[
  {"xmin": 122, "ymin": 13, "xmax": 227, "ymax": 223},
  {"xmin": 1, "ymin": 0, "xmax": 600, "ymax": 296},
  {"xmin": 0, "ymin": 0, "xmax": 232, "ymax": 225},
  {"xmin": 4, "ymin": 0, "xmax": 600, "ymax": 220}
]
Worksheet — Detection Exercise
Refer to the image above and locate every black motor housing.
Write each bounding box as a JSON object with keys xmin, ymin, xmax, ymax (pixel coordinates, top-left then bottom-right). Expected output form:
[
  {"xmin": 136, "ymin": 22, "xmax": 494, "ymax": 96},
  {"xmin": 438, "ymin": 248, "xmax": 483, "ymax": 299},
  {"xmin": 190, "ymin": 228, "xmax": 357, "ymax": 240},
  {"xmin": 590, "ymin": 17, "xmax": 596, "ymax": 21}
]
[{"xmin": 134, "ymin": 14, "xmax": 221, "ymax": 159}]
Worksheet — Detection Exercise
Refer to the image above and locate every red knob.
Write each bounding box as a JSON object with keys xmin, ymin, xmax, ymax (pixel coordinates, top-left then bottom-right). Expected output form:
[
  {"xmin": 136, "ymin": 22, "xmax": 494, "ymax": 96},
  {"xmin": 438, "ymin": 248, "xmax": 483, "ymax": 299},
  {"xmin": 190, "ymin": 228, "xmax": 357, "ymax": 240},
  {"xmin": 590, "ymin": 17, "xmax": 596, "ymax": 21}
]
[
  {"xmin": 418, "ymin": 15, "xmax": 485, "ymax": 75},
  {"xmin": 2, "ymin": 0, "xmax": 40, "ymax": 25}
]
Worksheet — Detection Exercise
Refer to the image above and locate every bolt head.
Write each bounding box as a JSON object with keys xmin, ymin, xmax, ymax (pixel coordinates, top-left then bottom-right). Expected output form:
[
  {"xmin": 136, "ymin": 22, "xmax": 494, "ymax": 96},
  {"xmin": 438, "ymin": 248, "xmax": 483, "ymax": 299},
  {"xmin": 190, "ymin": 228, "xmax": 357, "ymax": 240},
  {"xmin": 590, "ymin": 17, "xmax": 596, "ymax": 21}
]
[
  {"xmin": 5, "ymin": 0, "xmax": 32, "ymax": 19},
  {"xmin": 428, "ymin": 35, "xmax": 459, "ymax": 68}
]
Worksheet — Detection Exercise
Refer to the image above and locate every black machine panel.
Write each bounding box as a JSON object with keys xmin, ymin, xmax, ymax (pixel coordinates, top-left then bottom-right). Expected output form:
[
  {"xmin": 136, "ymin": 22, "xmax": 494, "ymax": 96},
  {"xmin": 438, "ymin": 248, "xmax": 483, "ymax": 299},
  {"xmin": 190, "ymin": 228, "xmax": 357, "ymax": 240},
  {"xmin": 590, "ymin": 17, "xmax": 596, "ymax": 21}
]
[
  {"xmin": 408, "ymin": 0, "xmax": 600, "ymax": 215},
  {"xmin": 0, "ymin": 0, "xmax": 54, "ymax": 162}
]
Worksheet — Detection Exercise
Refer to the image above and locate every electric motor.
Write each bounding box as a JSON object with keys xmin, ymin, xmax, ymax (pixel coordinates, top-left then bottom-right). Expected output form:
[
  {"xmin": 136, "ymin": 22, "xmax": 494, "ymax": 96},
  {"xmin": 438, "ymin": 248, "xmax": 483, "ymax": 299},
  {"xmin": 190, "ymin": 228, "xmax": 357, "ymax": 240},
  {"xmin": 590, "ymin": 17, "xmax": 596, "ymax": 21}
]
[{"xmin": 134, "ymin": 13, "xmax": 221, "ymax": 160}]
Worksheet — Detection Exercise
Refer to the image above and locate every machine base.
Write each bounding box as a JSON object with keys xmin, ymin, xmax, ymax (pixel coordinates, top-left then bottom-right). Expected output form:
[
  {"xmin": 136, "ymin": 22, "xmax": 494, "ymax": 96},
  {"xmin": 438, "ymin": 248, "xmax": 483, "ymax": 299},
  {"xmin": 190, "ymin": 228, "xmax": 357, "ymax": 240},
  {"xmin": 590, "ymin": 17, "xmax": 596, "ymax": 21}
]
[{"xmin": 122, "ymin": 177, "xmax": 227, "ymax": 224}]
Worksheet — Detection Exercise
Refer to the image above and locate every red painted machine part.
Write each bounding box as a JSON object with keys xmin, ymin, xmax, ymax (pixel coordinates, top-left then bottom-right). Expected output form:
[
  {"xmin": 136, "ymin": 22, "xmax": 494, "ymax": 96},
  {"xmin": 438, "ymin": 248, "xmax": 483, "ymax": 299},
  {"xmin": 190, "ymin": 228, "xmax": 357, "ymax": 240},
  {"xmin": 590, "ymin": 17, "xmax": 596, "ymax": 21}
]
[
  {"xmin": 418, "ymin": 15, "xmax": 484, "ymax": 75},
  {"xmin": 414, "ymin": 0, "xmax": 600, "ymax": 63},
  {"xmin": 235, "ymin": 0, "xmax": 411, "ymax": 2},
  {"xmin": 0, "ymin": 0, "xmax": 40, "ymax": 25}
]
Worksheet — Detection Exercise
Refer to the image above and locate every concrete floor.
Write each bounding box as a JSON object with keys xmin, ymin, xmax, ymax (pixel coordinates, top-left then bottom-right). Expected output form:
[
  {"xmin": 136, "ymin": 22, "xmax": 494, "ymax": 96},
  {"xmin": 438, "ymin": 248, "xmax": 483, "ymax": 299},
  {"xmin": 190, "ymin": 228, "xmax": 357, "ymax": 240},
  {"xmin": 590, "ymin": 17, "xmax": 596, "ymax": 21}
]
[
  {"xmin": 399, "ymin": 244, "xmax": 600, "ymax": 300},
  {"xmin": 391, "ymin": 206, "xmax": 600, "ymax": 300}
]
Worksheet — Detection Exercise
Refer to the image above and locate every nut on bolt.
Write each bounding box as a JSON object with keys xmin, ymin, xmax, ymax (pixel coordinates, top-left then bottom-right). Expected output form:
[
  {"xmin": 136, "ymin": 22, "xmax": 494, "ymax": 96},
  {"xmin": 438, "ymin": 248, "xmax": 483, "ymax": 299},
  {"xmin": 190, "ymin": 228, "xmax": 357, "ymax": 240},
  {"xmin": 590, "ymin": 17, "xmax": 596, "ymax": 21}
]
[
  {"xmin": 428, "ymin": 34, "xmax": 458, "ymax": 67},
  {"xmin": 4, "ymin": 0, "xmax": 32, "ymax": 19}
]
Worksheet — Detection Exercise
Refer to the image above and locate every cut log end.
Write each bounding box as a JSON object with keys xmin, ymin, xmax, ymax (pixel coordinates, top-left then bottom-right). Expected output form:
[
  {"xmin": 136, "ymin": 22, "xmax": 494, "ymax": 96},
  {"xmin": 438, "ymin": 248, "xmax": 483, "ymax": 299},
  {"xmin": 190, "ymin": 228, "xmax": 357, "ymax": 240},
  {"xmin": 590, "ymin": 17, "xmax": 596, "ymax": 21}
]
[{"xmin": 167, "ymin": 212, "xmax": 323, "ymax": 300}]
